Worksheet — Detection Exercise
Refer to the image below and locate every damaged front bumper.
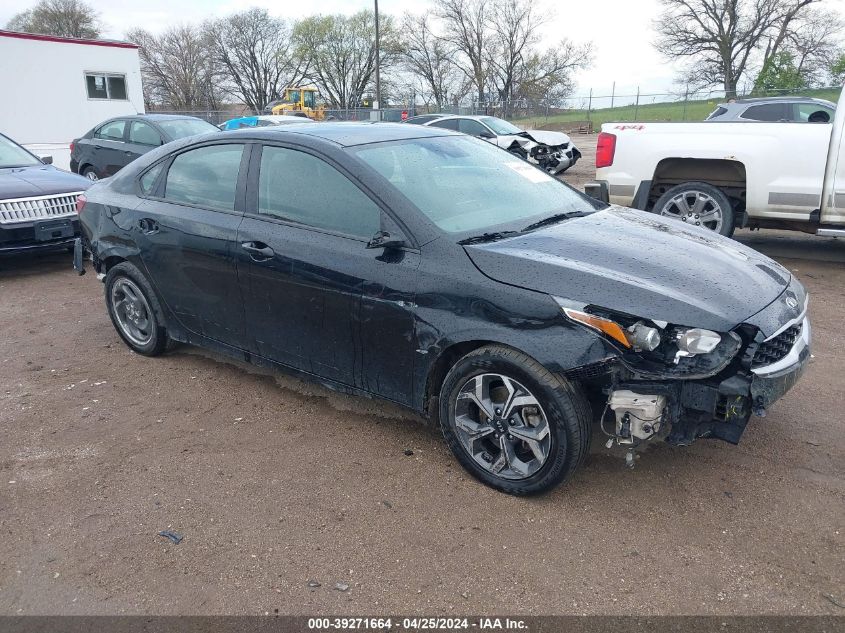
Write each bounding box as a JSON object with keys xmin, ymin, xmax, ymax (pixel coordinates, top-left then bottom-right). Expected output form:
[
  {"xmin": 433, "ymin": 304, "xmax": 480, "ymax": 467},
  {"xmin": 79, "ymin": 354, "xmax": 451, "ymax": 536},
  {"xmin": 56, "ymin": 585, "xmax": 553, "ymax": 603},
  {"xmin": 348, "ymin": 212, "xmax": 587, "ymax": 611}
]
[
  {"xmin": 590, "ymin": 302, "xmax": 811, "ymax": 451},
  {"xmin": 530, "ymin": 144, "xmax": 581, "ymax": 175}
]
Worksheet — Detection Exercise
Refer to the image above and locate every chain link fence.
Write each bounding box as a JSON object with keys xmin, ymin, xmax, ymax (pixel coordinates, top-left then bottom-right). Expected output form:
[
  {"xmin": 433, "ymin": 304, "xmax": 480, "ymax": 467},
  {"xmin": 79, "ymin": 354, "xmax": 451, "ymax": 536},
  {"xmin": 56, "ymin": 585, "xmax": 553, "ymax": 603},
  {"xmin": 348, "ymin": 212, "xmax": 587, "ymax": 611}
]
[{"xmin": 149, "ymin": 85, "xmax": 840, "ymax": 132}]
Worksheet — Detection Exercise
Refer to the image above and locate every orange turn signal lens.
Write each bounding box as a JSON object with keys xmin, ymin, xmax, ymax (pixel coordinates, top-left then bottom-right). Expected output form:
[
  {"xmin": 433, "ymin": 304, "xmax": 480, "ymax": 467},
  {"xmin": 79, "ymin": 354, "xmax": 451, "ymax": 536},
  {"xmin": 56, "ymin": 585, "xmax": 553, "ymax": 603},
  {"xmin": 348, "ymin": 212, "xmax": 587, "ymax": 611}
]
[{"xmin": 563, "ymin": 309, "xmax": 632, "ymax": 349}]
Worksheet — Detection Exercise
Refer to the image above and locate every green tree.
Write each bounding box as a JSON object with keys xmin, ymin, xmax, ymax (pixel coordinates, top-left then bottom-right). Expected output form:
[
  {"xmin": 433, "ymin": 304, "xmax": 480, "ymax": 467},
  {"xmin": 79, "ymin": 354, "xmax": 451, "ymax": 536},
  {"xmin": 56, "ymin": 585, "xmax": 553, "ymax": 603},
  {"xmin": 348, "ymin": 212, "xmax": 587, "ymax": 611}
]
[
  {"xmin": 755, "ymin": 51, "xmax": 807, "ymax": 94},
  {"xmin": 6, "ymin": 0, "xmax": 100, "ymax": 39},
  {"xmin": 831, "ymin": 53, "xmax": 845, "ymax": 84}
]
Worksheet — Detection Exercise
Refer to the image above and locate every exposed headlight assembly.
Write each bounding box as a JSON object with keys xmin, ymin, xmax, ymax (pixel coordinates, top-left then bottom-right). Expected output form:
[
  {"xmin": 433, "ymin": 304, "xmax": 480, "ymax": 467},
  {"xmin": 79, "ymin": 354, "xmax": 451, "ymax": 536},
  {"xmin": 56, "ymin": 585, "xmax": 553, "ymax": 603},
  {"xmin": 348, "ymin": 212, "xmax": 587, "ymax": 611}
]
[
  {"xmin": 561, "ymin": 307, "xmax": 661, "ymax": 352},
  {"xmin": 675, "ymin": 328, "xmax": 721, "ymax": 357}
]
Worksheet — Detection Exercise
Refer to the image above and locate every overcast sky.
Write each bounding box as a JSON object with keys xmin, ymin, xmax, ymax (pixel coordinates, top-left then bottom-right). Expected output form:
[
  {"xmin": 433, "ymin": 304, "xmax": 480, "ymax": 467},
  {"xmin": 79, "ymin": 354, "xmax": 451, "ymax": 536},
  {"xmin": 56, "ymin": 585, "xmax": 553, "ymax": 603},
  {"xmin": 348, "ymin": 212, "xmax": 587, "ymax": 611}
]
[{"xmin": 3, "ymin": 0, "xmax": 844, "ymax": 102}]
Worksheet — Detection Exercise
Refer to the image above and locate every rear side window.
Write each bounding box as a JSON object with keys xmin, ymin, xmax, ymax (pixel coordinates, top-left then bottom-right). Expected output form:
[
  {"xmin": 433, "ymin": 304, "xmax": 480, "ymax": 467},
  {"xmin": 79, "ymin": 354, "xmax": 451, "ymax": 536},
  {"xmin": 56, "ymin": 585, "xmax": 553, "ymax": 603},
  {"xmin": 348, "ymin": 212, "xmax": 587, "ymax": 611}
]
[
  {"xmin": 429, "ymin": 118, "xmax": 459, "ymax": 131},
  {"xmin": 796, "ymin": 103, "xmax": 833, "ymax": 123},
  {"xmin": 164, "ymin": 144, "xmax": 244, "ymax": 211},
  {"xmin": 740, "ymin": 103, "xmax": 789, "ymax": 121},
  {"xmin": 256, "ymin": 146, "xmax": 381, "ymax": 239},
  {"xmin": 95, "ymin": 120, "xmax": 126, "ymax": 141},
  {"xmin": 139, "ymin": 162, "xmax": 165, "ymax": 195},
  {"xmin": 129, "ymin": 121, "xmax": 162, "ymax": 146}
]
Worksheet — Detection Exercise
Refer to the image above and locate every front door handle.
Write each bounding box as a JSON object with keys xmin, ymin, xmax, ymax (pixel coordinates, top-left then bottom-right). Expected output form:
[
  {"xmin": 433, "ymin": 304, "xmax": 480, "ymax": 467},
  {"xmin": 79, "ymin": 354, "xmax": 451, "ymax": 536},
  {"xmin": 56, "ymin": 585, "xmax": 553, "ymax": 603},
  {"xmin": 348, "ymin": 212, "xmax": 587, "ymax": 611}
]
[
  {"xmin": 138, "ymin": 218, "xmax": 159, "ymax": 234},
  {"xmin": 241, "ymin": 241, "xmax": 275, "ymax": 260}
]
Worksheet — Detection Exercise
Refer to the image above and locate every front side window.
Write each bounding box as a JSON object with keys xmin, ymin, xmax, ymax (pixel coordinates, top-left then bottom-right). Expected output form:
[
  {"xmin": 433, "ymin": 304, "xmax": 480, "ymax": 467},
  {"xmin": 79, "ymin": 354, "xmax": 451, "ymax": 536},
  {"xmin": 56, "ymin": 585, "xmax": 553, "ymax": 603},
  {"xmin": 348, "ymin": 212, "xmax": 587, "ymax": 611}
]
[
  {"xmin": 257, "ymin": 146, "xmax": 381, "ymax": 239},
  {"xmin": 85, "ymin": 73, "xmax": 127, "ymax": 100},
  {"xmin": 95, "ymin": 120, "xmax": 126, "ymax": 141},
  {"xmin": 129, "ymin": 121, "xmax": 162, "ymax": 146},
  {"xmin": 355, "ymin": 135, "xmax": 593, "ymax": 234},
  {"xmin": 796, "ymin": 103, "xmax": 833, "ymax": 123},
  {"xmin": 164, "ymin": 144, "xmax": 244, "ymax": 211},
  {"xmin": 458, "ymin": 119, "xmax": 492, "ymax": 137}
]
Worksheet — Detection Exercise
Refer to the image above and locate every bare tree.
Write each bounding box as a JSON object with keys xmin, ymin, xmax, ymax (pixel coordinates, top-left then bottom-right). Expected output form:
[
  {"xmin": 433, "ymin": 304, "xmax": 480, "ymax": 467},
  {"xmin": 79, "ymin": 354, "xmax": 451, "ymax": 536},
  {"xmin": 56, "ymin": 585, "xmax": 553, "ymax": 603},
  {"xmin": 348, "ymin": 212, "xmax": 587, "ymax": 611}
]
[
  {"xmin": 6, "ymin": 0, "xmax": 100, "ymax": 39},
  {"xmin": 783, "ymin": 8, "xmax": 843, "ymax": 85},
  {"xmin": 294, "ymin": 11, "xmax": 399, "ymax": 109},
  {"xmin": 206, "ymin": 8, "xmax": 308, "ymax": 113},
  {"xmin": 399, "ymin": 13, "xmax": 460, "ymax": 108},
  {"xmin": 654, "ymin": 0, "xmax": 820, "ymax": 97},
  {"xmin": 487, "ymin": 0, "xmax": 592, "ymax": 116},
  {"xmin": 127, "ymin": 26, "xmax": 223, "ymax": 110},
  {"xmin": 435, "ymin": 0, "xmax": 490, "ymax": 106}
]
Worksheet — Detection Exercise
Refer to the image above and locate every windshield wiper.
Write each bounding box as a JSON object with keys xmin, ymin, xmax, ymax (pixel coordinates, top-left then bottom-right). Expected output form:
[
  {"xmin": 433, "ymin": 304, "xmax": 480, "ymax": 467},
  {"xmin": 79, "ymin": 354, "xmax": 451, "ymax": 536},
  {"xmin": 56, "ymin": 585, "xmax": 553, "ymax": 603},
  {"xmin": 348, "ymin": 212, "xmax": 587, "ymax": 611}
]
[
  {"xmin": 457, "ymin": 231, "xmax": 520, "ymax": 245},
  {"xmin": 521, "ymin": 212, "xmax": 584, "ymax": 233}
]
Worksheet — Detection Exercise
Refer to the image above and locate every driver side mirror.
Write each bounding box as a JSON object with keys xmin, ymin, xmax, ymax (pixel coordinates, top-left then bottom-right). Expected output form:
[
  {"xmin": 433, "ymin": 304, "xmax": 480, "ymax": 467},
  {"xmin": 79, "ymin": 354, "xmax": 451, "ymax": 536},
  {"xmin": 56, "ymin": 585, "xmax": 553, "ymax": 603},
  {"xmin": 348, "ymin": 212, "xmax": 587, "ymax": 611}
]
[
  {"xmin": 39, "ymin": 154, "xmax": 53, "ymax": 165},
  {"xmin": 366, "ymin": 230, "xmax": 406, "ymax": 250},
  {"xmin": 478, "ymin": 131, "xmax": 495, "ymax": 139}
]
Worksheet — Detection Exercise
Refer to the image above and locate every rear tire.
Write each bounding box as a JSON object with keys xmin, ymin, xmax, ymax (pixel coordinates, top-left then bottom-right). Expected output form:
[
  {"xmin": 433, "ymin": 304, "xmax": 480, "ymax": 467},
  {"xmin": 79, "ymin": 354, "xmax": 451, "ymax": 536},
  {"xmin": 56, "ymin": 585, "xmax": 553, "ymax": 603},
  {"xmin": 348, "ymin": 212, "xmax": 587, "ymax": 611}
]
[
  {"xmin": 438, "ymin": 345, "xmax": 591, "ymax": 495},
  {"xmin": 652, "ymin": 181, "xmax": 735, "ymax": 237},
  {"xmin": 104, "ymin": 262, "xmax": 168, "ymax": 356},
  {"xmin": 81, "ymin": 166, "xmax": 99, "ymax": 181}
]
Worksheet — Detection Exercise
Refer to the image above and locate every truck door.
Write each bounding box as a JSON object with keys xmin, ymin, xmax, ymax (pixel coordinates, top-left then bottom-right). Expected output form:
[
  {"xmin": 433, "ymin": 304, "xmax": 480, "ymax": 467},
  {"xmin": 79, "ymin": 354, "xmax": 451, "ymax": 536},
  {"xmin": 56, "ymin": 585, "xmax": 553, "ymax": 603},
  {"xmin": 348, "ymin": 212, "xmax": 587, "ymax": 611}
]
[{"xmin": 820, "ymin": 86, "xmax": 845, "ymax": 227}]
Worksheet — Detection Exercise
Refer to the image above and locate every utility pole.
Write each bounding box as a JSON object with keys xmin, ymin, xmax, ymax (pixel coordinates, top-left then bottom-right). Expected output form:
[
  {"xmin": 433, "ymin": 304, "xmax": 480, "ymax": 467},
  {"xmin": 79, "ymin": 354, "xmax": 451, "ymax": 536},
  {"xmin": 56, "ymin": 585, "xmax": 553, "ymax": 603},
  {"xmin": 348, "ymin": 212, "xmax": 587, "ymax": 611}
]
[{"xmin": 374, "ymin": 0, "xmax": 381, "ymax": 120}]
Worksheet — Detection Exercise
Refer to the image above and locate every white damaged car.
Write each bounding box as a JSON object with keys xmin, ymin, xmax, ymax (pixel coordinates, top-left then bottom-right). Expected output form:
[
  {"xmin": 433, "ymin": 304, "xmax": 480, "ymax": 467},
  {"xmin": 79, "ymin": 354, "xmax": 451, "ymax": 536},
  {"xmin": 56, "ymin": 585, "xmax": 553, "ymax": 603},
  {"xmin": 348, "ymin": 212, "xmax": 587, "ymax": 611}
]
[{"xmin": 421, "ymin": 115, "xmax": 581, "ymax": 174}]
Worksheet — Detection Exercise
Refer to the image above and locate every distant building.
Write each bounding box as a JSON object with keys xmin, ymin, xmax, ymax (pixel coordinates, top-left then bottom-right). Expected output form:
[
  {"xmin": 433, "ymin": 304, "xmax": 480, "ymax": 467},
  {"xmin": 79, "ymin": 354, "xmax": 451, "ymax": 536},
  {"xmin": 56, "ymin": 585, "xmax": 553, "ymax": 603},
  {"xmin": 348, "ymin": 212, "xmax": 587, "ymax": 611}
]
[{"xmin": 0, "ymin": 30, "xmax": 144, "ymax": 170}]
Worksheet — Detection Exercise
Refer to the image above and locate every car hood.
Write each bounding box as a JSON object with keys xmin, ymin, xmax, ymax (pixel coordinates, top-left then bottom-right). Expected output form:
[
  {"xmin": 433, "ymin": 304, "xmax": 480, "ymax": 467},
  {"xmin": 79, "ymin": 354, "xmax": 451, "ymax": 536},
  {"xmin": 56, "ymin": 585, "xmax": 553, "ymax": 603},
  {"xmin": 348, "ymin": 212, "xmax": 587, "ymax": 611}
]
[
  {"xmin": 519, "ymin": 129, "xmax": 572, "ymax": 146},
  {"xmin": 464, "ymin": 207, "xmax": 791, "ymax": 332},
  {"xmin": 0, "ymin": 165, "xmax": 90, "ymax": 200}
]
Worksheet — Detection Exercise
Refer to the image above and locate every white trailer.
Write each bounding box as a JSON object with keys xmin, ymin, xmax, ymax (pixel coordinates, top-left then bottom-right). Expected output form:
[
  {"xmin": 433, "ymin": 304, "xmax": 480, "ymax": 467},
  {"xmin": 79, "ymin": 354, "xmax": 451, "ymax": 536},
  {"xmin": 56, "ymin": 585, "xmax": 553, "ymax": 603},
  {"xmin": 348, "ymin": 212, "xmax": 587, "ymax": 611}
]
[{"xmin": 0, "ymin": 30, "xmax": 144, "ymax": 171}]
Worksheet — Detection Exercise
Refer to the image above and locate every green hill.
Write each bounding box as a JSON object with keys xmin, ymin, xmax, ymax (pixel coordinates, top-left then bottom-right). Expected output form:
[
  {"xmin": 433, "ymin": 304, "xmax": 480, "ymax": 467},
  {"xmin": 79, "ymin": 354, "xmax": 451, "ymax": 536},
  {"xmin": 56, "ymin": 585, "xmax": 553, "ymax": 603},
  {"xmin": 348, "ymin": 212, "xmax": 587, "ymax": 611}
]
[{"xmin": 515, "ymin": 87, "xmax": 841, "ymax": 129}]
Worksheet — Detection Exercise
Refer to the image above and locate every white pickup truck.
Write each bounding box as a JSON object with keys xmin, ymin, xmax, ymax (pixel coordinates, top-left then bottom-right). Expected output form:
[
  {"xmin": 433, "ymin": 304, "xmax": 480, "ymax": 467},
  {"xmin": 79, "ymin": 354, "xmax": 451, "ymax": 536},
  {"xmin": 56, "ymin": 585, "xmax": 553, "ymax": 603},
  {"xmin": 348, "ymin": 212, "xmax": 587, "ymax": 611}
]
[{"xmin": 587, "ymin": 84, "xmax": 844, "ymax": 237}]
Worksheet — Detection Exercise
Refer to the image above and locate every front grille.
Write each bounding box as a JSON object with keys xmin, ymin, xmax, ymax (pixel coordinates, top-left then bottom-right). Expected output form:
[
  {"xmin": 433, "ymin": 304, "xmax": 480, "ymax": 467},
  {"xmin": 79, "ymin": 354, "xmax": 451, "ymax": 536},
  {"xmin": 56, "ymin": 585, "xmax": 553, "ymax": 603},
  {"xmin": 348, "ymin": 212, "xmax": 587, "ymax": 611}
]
[
  {"xmin": 0, "ymin": 192, "xmax": 82, "ymax": 225},
  {"xmin": 752, "ymin": 324, "xmax": 802, "ymax": 369}
]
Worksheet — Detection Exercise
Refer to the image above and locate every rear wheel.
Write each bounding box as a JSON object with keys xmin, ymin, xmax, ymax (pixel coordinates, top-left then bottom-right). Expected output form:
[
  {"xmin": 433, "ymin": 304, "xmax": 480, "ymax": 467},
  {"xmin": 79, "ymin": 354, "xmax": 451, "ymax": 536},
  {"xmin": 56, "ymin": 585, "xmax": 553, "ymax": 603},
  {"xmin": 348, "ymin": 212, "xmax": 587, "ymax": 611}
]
[
  {"xmin": 438, "ymin": 345, "xmax": 591, "ymax": 495},
  {"xmin": 653, "ymin": 181, "xmax": 735, "ymax": 237},
  {"xmin": 104, "ymin": 262, "xmax": 167, "ymax": 356},
  {"xmin": 81, "ymin": 166, "xmax": 99, "ymax": 181}
]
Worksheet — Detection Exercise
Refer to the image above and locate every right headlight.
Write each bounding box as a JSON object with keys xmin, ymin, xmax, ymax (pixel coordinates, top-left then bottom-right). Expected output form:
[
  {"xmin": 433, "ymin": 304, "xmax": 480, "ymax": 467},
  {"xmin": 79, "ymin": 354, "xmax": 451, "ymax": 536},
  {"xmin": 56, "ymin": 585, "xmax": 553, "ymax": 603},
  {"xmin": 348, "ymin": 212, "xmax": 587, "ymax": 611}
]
[{"xmin": 675, "ymin": 328, "xmax": 722, "ymax": 356}]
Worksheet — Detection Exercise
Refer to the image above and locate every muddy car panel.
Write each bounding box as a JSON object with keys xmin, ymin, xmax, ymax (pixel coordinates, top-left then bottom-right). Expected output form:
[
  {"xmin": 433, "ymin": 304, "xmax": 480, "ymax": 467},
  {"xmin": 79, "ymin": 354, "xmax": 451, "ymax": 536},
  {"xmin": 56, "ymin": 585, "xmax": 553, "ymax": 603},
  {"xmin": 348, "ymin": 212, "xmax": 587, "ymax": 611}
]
[{"xmin": 75, "ymin": 122, "xmax": 810, "ymax": 471}]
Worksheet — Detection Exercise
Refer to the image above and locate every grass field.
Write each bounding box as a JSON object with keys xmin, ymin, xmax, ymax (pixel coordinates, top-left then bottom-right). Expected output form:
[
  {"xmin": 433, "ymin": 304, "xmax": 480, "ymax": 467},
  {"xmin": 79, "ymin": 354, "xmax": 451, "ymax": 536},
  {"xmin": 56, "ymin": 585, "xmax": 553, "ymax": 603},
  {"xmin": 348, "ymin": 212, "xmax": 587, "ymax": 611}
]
[{"xmin": 516, "ymin": 87, "xmax": 841, "ymax": 129}]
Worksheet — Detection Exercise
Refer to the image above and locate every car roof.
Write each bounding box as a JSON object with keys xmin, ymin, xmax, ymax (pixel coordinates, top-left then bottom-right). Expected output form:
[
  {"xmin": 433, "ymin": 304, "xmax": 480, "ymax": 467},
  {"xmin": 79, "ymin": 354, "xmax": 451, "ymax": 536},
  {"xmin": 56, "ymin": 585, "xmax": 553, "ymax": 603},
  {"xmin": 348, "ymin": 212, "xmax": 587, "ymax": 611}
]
[
  {"xmin": 721, "ymin": 96, "xmax": 835, "ymax": 106},
  {"xmin": 135, "ymin": 113, "xmax": 206, "ymax": 121},
  {"xmin": 224, "ymin": 121, "xmax": 458, "ymax": 147}
]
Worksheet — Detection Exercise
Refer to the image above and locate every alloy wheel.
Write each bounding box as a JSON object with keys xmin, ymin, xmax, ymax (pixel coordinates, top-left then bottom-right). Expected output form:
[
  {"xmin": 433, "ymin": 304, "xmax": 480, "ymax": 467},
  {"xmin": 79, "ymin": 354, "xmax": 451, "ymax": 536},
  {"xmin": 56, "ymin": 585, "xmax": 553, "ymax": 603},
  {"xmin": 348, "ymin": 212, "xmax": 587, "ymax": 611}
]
[
  {"xmin": 659, "ymin": 190, "xmax": 723, "ymax": 232},
  {"xmin": 452, "ymin": 373, "xmax": 551, "ymax": 480}
]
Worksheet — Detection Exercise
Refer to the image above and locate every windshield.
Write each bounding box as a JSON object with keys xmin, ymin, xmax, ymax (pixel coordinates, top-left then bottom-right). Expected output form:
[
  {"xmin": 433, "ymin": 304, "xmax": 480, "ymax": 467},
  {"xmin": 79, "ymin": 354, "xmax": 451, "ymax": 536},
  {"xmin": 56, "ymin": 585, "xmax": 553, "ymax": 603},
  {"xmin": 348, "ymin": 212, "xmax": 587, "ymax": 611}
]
[
  {"xmin": 0, "ymin": 135, "xmax": 41, "ymax": 168},
  {"xmin": 303, "ymin": 90, "xmax": 316, "ymax": 108},
  {"xmin": 158, "ymin": 118, "xmax": 219, "ymax": 140},
  {"xmin": 354, "ymin": 135, "xmax": 594, "ymax": 234},
  {"xmin": 479, "ymin": 116, "xmax": 523, "ymax": 135}
]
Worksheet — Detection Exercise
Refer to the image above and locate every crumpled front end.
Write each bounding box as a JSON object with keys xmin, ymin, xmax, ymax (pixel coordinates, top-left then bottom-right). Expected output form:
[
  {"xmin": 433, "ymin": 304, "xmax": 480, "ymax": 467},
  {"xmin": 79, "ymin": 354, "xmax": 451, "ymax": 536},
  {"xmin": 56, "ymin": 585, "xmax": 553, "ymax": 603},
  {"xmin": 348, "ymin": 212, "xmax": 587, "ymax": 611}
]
[
  {"xmin": 559, "ymin": 280, "xmax": 810, "ymax": 461},
  {"xmin": 528, "ymin": 142, "xmax": 581, "ymax": 175}
]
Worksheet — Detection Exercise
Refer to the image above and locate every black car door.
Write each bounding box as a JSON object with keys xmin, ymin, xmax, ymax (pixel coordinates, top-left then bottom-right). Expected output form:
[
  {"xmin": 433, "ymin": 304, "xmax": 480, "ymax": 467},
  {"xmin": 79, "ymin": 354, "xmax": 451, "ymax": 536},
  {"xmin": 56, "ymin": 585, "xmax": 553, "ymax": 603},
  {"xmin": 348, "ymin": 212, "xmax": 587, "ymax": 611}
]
[
  {"xmin": 125, "ymin": 120, "xmax": 163, "ymax": 165},
  {"xmin": 91, "ymin": 119, "xmax": 130, "ymax": 176},
  {"xmin": 134, "ymin": 142, "xmax": 250, "ymax": 348},
  {"xmin": 237, "ymin": 143, "xmax": 421, "ymax": 403}
]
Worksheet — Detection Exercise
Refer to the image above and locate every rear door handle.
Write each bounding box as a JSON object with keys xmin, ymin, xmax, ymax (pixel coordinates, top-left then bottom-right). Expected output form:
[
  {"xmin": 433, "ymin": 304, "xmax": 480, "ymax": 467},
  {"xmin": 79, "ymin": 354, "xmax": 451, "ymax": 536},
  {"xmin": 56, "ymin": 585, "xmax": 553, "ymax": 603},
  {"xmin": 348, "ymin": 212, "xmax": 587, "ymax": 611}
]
[
  {"xmin": 138, "ymin": 218, "xmax": 159, "ymax": 234},
  {"xmin": 241, "ymin": 241, "xmax": 275, "ymax": 260}
]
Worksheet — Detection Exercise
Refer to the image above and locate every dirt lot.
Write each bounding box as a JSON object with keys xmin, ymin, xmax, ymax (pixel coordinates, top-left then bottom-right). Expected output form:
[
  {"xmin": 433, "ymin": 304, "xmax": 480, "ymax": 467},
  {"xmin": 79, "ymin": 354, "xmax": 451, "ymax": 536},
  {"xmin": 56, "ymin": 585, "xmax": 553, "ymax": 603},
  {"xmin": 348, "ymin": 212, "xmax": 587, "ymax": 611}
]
[{"xmin": 1, "ymin": 142, "xmax": 843, "ymax": 616}]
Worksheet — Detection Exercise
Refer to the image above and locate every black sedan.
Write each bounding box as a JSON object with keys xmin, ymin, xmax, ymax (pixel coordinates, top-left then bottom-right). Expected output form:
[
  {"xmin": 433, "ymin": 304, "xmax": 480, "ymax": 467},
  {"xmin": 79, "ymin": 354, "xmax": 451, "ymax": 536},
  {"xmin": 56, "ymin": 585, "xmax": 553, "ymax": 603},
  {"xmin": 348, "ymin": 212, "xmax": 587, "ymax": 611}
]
[
  {"xmin": 70, "ymin": 114, "xmax": 219, "ymax": 181},
  {"xmin": 0, "ymin": 132, "xmax": 90, "ymax": 254},
  {"xmin": 74, "ymin": 123, "xmax": 810, "ymax": 495}
]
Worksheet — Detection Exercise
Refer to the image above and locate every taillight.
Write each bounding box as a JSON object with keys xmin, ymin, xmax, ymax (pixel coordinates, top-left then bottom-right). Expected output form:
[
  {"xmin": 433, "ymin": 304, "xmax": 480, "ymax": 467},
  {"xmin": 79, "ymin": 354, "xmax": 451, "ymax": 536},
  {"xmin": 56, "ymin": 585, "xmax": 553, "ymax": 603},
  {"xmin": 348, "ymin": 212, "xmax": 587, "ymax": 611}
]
[
  {"xmin": 76, "ymin": 193, "xmax": 86, "ymax": 214},
  {"xmin": 69, "ymin": 141, "xmax": 75, "ymax": 153},
  {"xmin": 595, "ymin": 132, "xmax": 616, "ymax": 168}
]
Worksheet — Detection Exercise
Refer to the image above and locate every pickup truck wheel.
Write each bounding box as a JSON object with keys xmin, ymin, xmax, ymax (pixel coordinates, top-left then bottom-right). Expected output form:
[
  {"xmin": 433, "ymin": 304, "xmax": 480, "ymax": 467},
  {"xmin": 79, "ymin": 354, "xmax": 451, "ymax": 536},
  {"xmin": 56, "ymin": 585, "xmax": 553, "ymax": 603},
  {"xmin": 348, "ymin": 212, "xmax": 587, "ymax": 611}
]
[
  {"xmin": 653, "ymin": 182, "xmax": 735, "ymax": 237},
  {"xmin": 439, "ymin": 345, "xmax": 591, "ymax": 495},
  {"xmin": 104, "ymin": 262, "xmax": 168, "ymax": 356}
]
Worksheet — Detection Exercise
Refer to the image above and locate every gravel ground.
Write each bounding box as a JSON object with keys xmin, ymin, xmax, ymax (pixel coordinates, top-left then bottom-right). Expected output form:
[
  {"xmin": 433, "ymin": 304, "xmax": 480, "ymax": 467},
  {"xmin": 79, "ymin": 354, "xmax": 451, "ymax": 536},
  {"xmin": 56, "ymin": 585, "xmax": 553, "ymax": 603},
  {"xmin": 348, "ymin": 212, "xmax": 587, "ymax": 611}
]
[{"xmin": 0, "ymin": 143, "xmax": 843, "ymax": 616}]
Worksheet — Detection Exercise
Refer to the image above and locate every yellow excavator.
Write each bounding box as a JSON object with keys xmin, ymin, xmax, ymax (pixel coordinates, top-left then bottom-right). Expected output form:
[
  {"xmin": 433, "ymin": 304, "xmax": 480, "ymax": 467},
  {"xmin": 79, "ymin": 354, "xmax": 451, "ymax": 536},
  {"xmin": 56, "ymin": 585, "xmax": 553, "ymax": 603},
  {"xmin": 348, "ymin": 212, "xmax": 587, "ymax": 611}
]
[{"xmin": 270, "ymin": 86, "xmax": 326, "ymax": 120}]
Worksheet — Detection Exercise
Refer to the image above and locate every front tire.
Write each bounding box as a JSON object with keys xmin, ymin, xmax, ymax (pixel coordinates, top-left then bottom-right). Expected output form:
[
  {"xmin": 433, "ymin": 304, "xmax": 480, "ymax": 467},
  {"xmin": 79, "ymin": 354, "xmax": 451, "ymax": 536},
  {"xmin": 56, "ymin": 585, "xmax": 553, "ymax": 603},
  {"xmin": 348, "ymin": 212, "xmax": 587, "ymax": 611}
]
[
  {"xmin": 438, "ymin": 345, "xmax": 591, "ymax": 495},
  {"xmin": 104, "ymin": 262, "xmax": 168, "ymax": 356},
  {"xmin": 652, "ymin": 181, "xmax": 735, "ymax": 237}
]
